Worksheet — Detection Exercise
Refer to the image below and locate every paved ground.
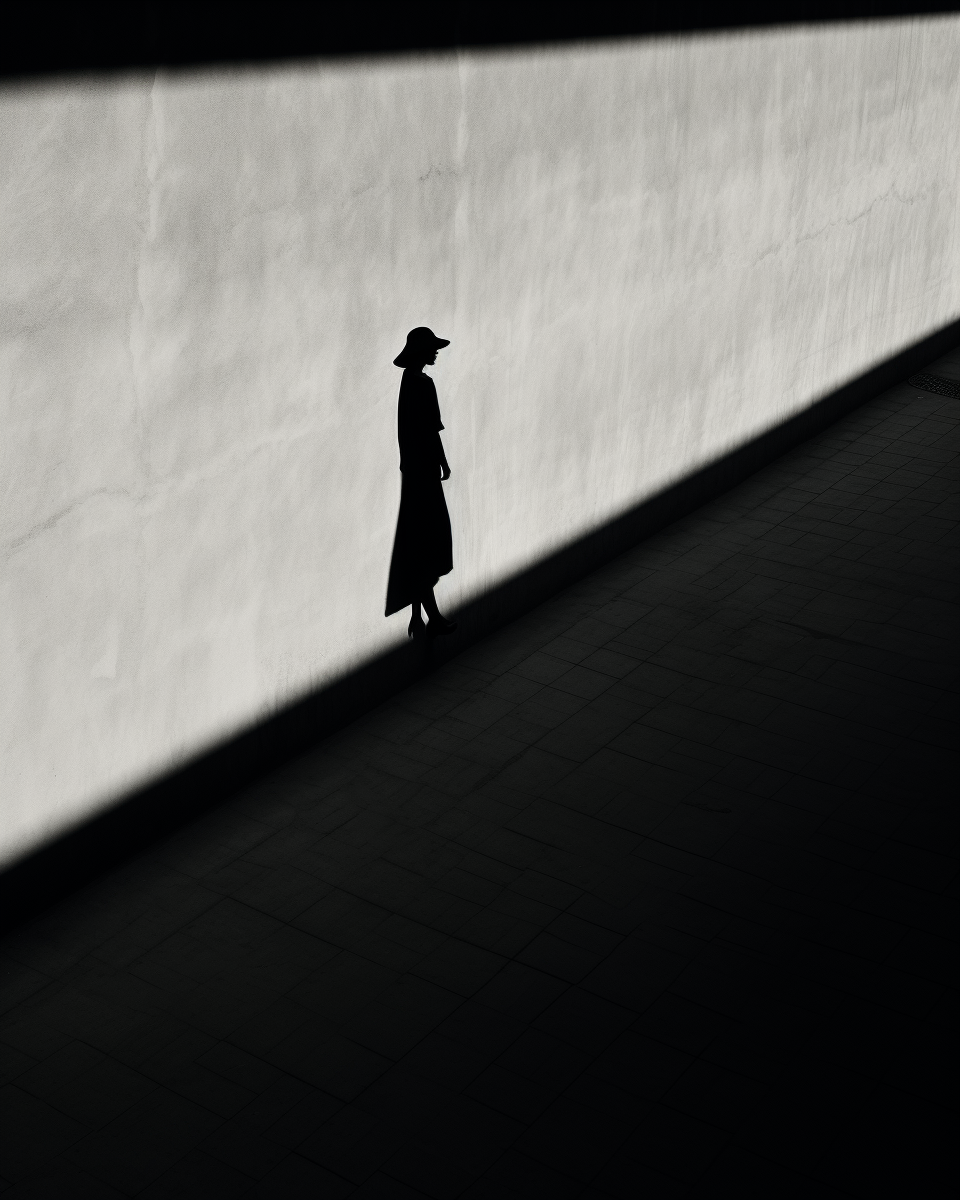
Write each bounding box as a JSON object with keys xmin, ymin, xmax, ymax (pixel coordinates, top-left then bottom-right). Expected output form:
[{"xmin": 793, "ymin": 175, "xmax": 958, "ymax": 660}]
[{"xmin": 1, "ymin": 348, "xmax": 957, "ymax": 1199}]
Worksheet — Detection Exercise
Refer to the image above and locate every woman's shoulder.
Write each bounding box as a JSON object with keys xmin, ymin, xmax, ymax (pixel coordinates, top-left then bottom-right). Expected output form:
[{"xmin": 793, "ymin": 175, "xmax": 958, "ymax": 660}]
[{"xmin": 400, "ymin": 371, "xmax": 436, "ymax": 399}]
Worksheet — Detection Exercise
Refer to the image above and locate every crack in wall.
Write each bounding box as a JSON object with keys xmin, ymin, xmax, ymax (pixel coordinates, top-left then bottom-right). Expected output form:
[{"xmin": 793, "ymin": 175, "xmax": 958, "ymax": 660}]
[
  {"xmin": 2, "ymin": 489, "xmax": 133, "ymax": 561},
  {"xmin": 754, "ymin": 181, "xmax": 934, "ymax": 265}
]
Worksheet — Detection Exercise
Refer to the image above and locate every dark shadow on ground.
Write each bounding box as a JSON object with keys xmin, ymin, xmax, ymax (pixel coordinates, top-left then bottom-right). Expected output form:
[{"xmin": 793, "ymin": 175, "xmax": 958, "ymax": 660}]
[{"xmin": 0, "ymin": 336, "xmax": 956, "ymax": 1197}]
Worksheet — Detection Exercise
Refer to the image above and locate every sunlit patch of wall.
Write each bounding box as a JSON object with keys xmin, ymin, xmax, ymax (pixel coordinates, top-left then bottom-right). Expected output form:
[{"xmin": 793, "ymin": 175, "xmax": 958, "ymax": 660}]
[{"xmin": 2, "ymin": 17, "xmax": 958, "ymax": 865}]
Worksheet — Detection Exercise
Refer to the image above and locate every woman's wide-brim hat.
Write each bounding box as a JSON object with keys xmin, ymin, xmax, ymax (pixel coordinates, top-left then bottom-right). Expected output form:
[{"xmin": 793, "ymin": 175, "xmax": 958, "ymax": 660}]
[{"xmin": 393, "ymin": 326, "xmax": 450, "ymax": 367}]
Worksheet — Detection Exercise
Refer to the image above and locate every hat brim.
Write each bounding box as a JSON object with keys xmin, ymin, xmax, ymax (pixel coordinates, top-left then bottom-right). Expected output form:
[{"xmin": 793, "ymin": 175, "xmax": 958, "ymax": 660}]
[{"xmin": 393, "ymin": 335, "xmax": 450, "ymax": 366}]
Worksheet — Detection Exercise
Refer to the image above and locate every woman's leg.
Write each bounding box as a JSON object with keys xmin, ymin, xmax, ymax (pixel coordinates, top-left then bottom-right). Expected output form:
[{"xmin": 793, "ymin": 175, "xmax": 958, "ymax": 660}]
[
  {"xmin": 421, "ymin": 587, "xmax": 456, "ymax": 632},
  {"xmin": 421, "ymin": 588, "xmax": 441, "ymax": 622},
  {"xmin": 408, "ymin": 600, "xmax": 425, "ymax": 636}
]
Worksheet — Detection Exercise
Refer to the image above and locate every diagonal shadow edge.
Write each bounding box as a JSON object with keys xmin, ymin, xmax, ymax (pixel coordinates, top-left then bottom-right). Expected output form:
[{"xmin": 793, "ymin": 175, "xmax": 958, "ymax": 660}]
[
  {"xmin": 4, "ymin": 2, "xmax": 960, "ymax": 80},
  {"xmin": 2, "ymin": 314, "xmax": 957, "ymax": 937}
]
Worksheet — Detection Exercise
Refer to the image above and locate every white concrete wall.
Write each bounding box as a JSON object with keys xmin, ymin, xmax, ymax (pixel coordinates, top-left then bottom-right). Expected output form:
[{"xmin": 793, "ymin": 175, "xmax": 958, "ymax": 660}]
[{"xmin": 2, "ymin": 18, "xmax": 958, "ymax": 866}]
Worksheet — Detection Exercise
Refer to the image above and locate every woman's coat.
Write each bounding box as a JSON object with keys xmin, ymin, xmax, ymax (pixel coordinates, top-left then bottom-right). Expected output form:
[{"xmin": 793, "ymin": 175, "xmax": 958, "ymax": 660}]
[{"xmin": 384, "ymin": 369, "xmax": 453, "ymax": 616}]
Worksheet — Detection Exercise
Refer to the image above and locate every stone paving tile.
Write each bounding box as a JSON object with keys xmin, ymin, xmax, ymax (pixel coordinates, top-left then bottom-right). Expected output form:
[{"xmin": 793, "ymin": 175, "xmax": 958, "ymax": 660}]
[{"xmin": 0, "ymin": 365, "xmax": 957, "ymax": 1199}]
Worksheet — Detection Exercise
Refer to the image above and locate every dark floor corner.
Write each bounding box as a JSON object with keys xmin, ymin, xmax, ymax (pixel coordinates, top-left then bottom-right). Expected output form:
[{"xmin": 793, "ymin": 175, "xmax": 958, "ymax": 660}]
[{"xmin": 1, "ymin": 346, "xmax": 958, "ymax": 1199}]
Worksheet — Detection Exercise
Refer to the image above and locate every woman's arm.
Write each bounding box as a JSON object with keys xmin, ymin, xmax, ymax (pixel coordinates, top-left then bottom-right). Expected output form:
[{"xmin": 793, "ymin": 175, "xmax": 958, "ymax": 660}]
[{"xmin": 438, "ymin": 436, "xmax": 451, "ymax": 481}]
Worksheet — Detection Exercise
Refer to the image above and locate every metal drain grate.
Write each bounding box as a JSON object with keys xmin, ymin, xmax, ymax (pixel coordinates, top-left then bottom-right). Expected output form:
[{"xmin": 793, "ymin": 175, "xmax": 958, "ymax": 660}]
[{"xmin": 908, "ymin": 372, "xmax": 960, "ymax": 398}]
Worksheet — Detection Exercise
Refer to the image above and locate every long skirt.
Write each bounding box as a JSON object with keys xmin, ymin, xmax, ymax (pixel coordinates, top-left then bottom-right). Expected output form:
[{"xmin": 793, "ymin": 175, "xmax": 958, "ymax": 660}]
[{"xmin": 384, "ymin": 471, "xmax": 453, "ymax": 616}]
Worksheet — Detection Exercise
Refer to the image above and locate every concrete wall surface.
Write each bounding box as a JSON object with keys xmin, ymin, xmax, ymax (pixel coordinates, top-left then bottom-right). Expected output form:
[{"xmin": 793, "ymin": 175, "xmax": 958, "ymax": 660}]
[{"xmin": 2, "ymin": 18, "xmax": 959, "ymax": 866}]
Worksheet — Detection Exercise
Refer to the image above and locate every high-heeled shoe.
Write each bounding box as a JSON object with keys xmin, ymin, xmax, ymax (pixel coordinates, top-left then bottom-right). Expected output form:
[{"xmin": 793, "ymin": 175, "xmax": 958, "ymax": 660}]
[{"xmin": 408, "ymin": 615, "xmax": 426, "ymax": 638}]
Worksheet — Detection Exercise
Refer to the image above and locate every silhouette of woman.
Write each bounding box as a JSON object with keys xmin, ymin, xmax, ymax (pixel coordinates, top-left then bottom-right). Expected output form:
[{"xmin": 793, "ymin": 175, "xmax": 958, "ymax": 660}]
[{"xmin": 385, "ymin": 327, "xmax": 457, "ymax": 637}]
